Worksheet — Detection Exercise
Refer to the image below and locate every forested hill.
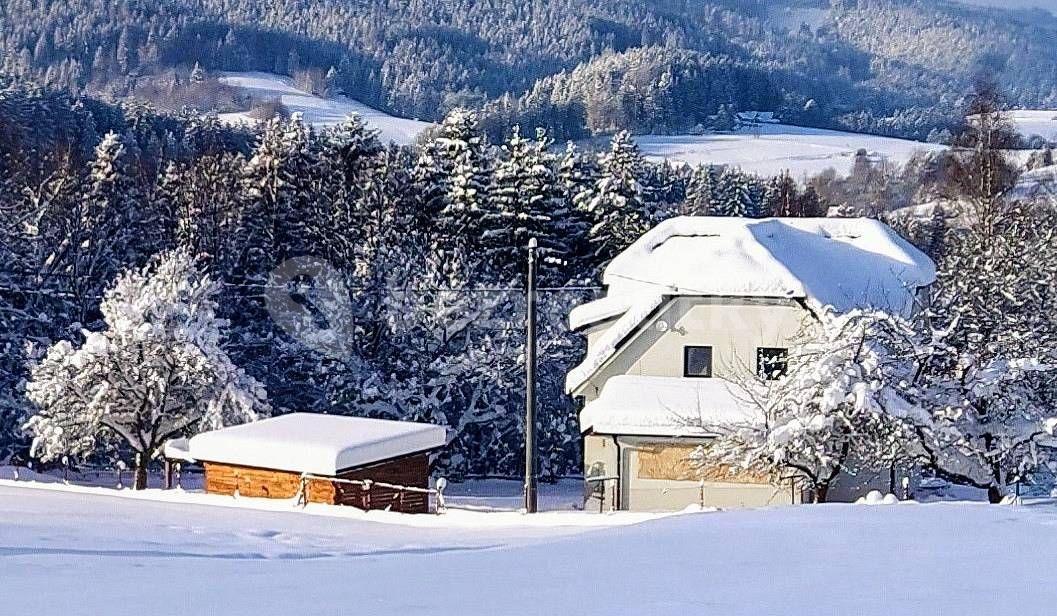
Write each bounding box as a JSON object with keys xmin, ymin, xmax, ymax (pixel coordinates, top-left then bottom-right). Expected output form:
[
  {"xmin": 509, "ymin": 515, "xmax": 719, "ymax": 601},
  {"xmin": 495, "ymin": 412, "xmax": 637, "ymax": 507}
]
[{"xmin": 3, "ymin": 0, "xmax": 1057, "ymax": 141}]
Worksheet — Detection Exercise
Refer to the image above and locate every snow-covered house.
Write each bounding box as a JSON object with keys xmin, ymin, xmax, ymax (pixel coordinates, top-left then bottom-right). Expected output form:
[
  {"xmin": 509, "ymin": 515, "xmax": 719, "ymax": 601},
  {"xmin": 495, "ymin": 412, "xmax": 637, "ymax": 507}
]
[
  {"xmin": 167, "ymin": 413, "xmax": 447, "ymax": 513},
  {"xmin": 569, "ymin": 217, "xmax": 936, "ymax": 511}
]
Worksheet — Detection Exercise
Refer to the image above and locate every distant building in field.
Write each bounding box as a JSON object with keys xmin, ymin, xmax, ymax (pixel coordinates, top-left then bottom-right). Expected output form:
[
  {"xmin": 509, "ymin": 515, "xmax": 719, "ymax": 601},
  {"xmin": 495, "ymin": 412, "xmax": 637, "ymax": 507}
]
[{"xmin": 567, "ymin": 217, "xmax": 935, "ymax": 511}]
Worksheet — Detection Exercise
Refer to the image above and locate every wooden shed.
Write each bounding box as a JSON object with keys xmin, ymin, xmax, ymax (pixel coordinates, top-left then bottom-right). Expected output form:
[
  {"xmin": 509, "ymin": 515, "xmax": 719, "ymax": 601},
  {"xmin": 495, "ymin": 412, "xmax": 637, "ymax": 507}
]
[{"xmin": 174, "ymin": 413, "xmax": 447, "ymax": 513}]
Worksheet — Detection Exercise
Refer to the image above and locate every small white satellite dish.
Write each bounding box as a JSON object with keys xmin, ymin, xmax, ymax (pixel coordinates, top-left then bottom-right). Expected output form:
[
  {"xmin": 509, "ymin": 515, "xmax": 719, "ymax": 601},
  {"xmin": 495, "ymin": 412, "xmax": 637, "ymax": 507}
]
[{"xmin": 655, "ymin": 320, "xmax": 670, "ymax": 332}]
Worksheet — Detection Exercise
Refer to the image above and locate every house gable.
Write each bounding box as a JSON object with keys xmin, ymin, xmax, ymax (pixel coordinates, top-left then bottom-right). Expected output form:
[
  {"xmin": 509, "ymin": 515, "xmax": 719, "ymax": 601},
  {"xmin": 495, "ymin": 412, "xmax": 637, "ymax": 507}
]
[{"xmin": 572, "ymin": 295, "xmax": 812, "ymax": 401}]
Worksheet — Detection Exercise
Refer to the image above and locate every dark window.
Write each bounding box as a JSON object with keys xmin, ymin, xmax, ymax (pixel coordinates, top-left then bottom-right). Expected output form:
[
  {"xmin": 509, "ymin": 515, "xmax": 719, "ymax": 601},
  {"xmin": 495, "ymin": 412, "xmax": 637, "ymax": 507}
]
[
  {"xmin": 757, "ymin": 347, "xmax": 789, "ymax": 380},
  {"xmin": 683, "ymin": 346, "xmax": 713, "ymax": 378}
]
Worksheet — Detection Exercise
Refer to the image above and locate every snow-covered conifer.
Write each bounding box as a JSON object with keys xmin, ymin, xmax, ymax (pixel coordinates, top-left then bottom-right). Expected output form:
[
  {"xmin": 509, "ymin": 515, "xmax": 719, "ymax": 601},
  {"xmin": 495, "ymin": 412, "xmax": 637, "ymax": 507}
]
[
  {"xmin": 238, "ymin": 114, "xmax": 326, "ymax": 272},
  {"xmin": 683, "ymin": 164, "xmax": 716, "ymax": 215},
  {"xmin": 483, "ymin": 126, "xmax": 564, "ymax": 279},
  {"xmin": 189, "ymin": 61, "xmax": 206, "ymax": 84},
  {"xmin": 413, "ymin": 108, "xmax": 491, "ymax": 255},
  {"xmin": 584, "ymin": 131, "xmax": 650, "ymax": 261}
]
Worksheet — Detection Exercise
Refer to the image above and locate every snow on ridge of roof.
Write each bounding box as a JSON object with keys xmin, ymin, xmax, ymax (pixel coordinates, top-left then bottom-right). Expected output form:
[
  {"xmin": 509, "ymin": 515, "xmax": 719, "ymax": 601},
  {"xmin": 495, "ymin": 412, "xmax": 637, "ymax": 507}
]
[
  {"xmin": 580, "ymin": 375, "xmax": 762, "ymax": 437},
  {"xmin": 601, "ymin": 217, "xmax": 936, "ymax": 315},
  {"xmin": 184, "ymin": 413, "xmax": 447, "ymax": 476}
]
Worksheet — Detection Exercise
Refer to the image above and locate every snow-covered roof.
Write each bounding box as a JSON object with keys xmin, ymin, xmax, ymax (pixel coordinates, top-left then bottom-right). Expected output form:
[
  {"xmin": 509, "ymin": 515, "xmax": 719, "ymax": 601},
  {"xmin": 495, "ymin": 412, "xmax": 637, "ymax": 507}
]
[
  {"xmin": 736, "ymin": 111, "xmax": 779, "ymax": 124},
  {"xmin": 162, "ymin": 437, "xmax": 193, "ymax": 462},
  {"xmin": 566, "ymin": 217, "xmax": 935, "ymax": 393},
  {"xmin": 566, "ymin": 295, "xmax": 665, "ymax": 393},
  {"xmin": 569, "ymin": 296, "xmax": 634, "ymax": 331},
  {"xmin": 603, "ymin": 217, "xmax": 934, "ymax": 312},
  {"xmin": 182, "ymin": 413, "xmax": 448, "ymax": 475},
  {"xmin": 580, "ymin": 375, "xmax": 762, "ymax": 437}
]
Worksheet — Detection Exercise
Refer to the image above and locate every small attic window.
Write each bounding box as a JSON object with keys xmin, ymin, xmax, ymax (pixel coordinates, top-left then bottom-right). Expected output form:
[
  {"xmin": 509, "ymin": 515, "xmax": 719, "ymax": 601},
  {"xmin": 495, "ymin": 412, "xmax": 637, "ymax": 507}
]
[{"xmin": 683, "ymin": 346, "xmax": 713, "ymax": 378}]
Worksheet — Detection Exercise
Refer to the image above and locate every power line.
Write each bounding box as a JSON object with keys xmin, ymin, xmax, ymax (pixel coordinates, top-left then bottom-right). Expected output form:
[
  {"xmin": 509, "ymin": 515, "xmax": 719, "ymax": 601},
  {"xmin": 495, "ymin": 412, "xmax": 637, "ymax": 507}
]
[
  {"xmin": 0, "ymin": 282, "xmax": 602, "ymax": 300},
  {"xmin": 219, "ymin": 281, "xmax": 603, "ymax": 293}
]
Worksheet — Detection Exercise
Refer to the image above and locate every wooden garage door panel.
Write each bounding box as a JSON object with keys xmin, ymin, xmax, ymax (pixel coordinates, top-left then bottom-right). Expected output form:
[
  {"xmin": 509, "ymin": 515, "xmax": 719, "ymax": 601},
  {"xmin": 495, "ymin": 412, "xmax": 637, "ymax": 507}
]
[{"xmin": 636, "ymin": 444, "xmax": 770, "ymax": 484}]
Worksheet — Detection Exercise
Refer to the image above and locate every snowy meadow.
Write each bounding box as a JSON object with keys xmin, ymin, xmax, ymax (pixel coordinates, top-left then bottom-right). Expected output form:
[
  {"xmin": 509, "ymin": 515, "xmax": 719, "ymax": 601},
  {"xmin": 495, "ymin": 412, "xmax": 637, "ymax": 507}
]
[{"xmin": 2, "ymin": 480, "xmax": 1056, "ymax": 616}]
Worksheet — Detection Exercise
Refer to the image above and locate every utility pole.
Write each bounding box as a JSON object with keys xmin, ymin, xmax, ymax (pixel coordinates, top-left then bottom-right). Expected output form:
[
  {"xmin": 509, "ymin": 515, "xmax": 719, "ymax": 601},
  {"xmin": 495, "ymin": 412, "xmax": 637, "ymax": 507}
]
[{"xmin": 524, "ymin": 237, "xmax": 539, "ymax": 513}]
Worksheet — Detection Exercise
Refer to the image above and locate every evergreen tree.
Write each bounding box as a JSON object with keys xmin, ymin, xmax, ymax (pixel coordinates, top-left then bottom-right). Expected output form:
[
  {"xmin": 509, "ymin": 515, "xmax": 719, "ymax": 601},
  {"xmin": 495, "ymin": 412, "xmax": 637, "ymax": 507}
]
[
  {"xmin": 74, "ymin": 131, "xmax": 146, "ymax": 316},
  {"xmin": 483, "ymin": 126, "xmax": 563, "ymax": 280},
  {"xmin": 557, "ymin": 141, "xmax": 598, "ymax": 275},
  {"xmin": 712, "ymin": 104, "xmax": 738, "ymax": 132},
  {"xmin": 238, "ymin": 114, "xmax": 326, "ymax": 274},
  {"xmin": 684, "ymin": 164, "xmax": 717, "ymax": 215},
  {"xmin": 190, "ymin": 62, "xmax": 206, "ymax": 84},
  {"xmin": 412, "ymin": 108, "xmax": 491, "ymax": 260},
  {"xmin": 585, "ymin": 131, "xmax": 650, "ymax": 262},
  {"xmin": 711, "ymin": 167, "xmax": 763, "ymax": 217},
  {"xmin": 764, "ymin": 172, "xmax": 797, "ymax": 217}
]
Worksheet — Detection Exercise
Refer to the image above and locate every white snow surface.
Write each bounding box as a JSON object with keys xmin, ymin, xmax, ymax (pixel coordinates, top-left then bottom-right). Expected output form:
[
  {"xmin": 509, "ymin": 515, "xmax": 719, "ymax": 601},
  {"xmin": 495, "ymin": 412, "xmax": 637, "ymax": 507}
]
[
  {"xmin": 635, "ymin": 124, "xmax": 944, "ymax": 178},
  {"xmin": 3, "ymin": 480, "xmax": 1057, "ymax": 615},
  {"xmin": 603, "ymin": 217, "xmax": 935, "ymax": 314},
  {"xmin": 185, "ymin": 413, "xmax": 447, "ymax": 475},
  {"xmin": 568, "ymin": 295, "xmax": 634, "ymax": 331},
  {"xmin": 580, "ymin": 375, "xmax": 761, "ymax": 436},
  {"xmin": 217, "ymin": 72, "xmax": 432, "ymax": 144},
  {"xmin": 567, "ymin": 217, "xmax": 935, "ymax": 393},
  {"xmin": 1000, "ymin": 109, "xmax": 1057, "ymax": 141}
]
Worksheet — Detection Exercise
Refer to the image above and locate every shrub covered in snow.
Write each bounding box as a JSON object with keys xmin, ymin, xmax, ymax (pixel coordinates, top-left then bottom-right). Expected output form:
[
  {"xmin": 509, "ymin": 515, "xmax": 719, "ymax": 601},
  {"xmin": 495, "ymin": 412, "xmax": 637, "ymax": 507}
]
[{"xmin": 694, "ymin": 311, "xmax": 924, "ymax": 502}]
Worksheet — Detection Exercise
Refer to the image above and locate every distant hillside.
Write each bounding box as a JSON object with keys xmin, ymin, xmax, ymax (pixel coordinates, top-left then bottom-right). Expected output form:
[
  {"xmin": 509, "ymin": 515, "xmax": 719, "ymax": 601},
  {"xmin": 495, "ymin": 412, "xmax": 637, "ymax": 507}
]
[
  {"xmin": 3, "ymin": 0, "xmax": 1057, "ymax": 140},
  {"xmin": 634, "ymin": 122, "xmax": 945, "ymax": 179},
  {"xmin": 215, "ymin": 72, "xmax": 432, "ymax": 145}
]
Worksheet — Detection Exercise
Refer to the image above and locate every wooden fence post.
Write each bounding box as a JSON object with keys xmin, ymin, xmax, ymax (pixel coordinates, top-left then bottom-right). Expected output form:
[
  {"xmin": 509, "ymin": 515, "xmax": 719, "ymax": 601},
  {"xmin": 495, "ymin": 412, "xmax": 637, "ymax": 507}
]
[{"xmin": 163, "ymin": 459, "xmax": 174, "ymax": 490}]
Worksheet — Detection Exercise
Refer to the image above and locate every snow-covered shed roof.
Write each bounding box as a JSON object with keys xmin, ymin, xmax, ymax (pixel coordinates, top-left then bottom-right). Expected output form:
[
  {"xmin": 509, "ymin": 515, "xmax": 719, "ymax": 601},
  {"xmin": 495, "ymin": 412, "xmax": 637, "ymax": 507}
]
[
  {"xmin": 182, "ymin": 413, "xmax": 448, "ymax": 476},
  {"xmin": 566, "ymin": 217, "xmax": 935, "ymax": 393},
  {"xmin": 580, "ymin": 375, "xmax": 762, "ymax": 437}
]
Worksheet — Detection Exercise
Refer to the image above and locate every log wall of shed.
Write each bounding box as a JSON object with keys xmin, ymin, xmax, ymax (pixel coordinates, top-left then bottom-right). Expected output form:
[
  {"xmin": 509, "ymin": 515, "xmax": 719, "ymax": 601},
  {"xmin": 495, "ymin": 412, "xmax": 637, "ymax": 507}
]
[{"xmin": 201, "ymin": 452, "xmax": 432, "ymax": 513}]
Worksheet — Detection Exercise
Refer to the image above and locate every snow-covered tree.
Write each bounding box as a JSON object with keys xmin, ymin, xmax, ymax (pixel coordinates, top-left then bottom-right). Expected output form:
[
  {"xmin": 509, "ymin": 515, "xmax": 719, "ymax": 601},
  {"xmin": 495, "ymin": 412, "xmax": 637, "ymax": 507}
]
[
  {"xmin": 189, "ymin": 61, "xmax": 206, "ymax": 84},
  {"xmin": 164, "ymin": 153, "xmax": 245, "ymax": 266},
  {"xmin": 908, "ymin": 349, "xmax": 1057, "ymax": 502},
  {"xmin": 712, "ymin": 104, "xmax": 738, "ymax": 132},
  {"xmin": 584, "ymin": 130, "xmax": 650, "ymax": 261},
  {"xmin": 682, "ymin": 164, "xmax": 716, "ymax": 215},
  {"xmin": 904, "ymin": 203, "xmax": 1057, "ymax": 501},
  {"xmin": 711, "ymin": 167, "xmax": 765, "ymax": 217},
  {"xmin": 413, "ymin": 108, "xmax": 491, "ymax": 255},
  {"xmin": 557, "ymin": 141, "xmax": 597, "ymax": 272},
  {"xmin": 696, "ymin": 311, "xmax": 925, "ymax": 502},
  {"xmin": 763, "ymin": 172, "xmax": 797, "ymax": 217},
  {"xmin": 483, "ymin": 126, "xmax": 564, "ymax": 279},
  {"xmin": 23, "ymin": 250, "xmax": 267, "ymax": 489},
  {"xmin": 238, "ymin": 114, "xmax": 326, "ymax": 272}
]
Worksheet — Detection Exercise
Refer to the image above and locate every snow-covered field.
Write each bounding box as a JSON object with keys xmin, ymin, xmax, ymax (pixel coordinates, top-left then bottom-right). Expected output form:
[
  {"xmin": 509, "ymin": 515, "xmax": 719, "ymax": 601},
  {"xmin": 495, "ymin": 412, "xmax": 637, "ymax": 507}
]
[
  {"xmin": 217, "ymin": 72, "xmax": 432, "ymax": 145},
  {"xmin": 1012, "ymin": 163, "xmax": 1057, "ymax": 202},
  {"xmin": 635, "ymin": 124, "xmax": 946, "ymax": 178},
  {"xmin": 3, "ymin": 478, "xmax": 1057, "ymax": 615},
  {"xmin": 1003, "ymin": 109, "xmax": 1057, "ymax": 141}
]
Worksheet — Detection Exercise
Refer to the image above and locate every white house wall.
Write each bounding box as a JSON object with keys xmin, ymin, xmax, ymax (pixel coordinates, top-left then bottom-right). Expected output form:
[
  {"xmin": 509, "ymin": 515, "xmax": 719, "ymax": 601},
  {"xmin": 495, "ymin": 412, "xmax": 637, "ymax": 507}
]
[{"xmin": 578, "ymin": 296, "xmax": 813, "ymax": 402}]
